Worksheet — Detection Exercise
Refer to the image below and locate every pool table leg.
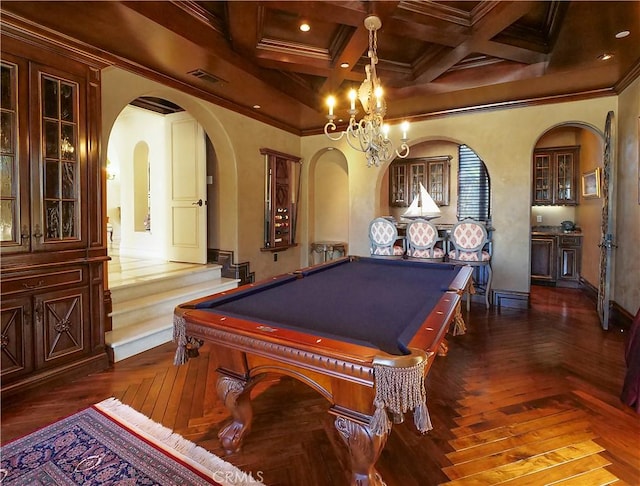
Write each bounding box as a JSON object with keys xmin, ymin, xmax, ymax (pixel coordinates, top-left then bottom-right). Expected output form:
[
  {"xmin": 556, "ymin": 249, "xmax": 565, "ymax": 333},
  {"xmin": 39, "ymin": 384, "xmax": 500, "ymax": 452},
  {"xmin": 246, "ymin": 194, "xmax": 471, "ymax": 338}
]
[
  {"xmin": 216, "ymin": 375, "xmax": 254, "ymax": 454},
  {"xmin": 334, "ymin": 415, "xmax": 388, "ymax": 486}
]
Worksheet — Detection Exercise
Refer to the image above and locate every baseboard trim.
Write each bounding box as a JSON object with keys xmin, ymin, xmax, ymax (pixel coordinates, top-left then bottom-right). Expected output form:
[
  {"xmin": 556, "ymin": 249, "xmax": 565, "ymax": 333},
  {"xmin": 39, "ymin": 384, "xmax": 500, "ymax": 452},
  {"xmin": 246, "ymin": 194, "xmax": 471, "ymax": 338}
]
[
  {"xmin": 1, "ymin": 352, "xmax": 109, "ymax": 402},
  {"xmin": 610, "ymin": 301, "xmax": 634, "ymax": 331},
  {"xmin": 579, "ymin": 277, "xmax": 598, "ymax": 305},
  {"xmin": 208, "ymin": 249, "xmax": 254, "ymax": 285},
  {"xmin": 578, "ymin": 277, "xmax": 634, "ymax": 331},
  {"xmin": 493, "ymin": 289, "xmax": 530, "ymax": 309}
]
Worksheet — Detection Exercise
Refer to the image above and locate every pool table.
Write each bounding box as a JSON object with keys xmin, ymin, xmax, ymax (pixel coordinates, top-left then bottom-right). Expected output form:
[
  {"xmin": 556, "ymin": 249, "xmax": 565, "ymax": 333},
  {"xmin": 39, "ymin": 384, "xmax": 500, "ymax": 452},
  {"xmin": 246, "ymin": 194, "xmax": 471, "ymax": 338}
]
[{"xmin": 174, "ymin": 256, "xmax": 472, "ymax": 486}]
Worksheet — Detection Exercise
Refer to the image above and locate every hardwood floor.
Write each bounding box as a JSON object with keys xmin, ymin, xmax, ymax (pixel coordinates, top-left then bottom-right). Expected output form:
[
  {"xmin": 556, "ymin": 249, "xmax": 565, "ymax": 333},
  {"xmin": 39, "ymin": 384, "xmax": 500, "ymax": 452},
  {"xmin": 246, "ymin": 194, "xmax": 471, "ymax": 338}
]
[{"xmin": 2, "ymin": 286, "xmax": 638, "ymax": 485}]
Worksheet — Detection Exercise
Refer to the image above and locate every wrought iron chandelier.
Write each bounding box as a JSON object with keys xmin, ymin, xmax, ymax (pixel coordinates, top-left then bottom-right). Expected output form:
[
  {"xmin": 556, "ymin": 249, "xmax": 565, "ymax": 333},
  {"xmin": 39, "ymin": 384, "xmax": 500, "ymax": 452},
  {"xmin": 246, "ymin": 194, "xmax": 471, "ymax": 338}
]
[{"xmin": 324, "ymin": 15, "xmax": 410, "ymax": 168}]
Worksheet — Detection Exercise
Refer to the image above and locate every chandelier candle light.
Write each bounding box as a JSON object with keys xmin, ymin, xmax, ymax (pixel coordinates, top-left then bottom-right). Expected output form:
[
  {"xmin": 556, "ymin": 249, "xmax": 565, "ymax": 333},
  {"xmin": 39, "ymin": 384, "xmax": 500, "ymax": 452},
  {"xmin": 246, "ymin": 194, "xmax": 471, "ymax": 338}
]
[{"xmin": 324, "ymin": 15, "xmax": 410, "ymax": 168}]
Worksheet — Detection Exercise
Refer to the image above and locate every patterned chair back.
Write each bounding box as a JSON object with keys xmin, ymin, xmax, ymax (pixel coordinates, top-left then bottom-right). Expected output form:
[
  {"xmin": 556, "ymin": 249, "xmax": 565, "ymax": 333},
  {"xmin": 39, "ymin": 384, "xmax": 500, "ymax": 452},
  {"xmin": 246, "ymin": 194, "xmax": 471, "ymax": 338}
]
[
  {"xmin": 406, "ymin": 219, "xmax": 444, "ymax": 260},
  {"xmin": 448, "ymin": 219, "xmax": 491, "ymax": 262},
  {"xmin": 369, "ymin": 218, "xmax": 403, "ymax": 256}
]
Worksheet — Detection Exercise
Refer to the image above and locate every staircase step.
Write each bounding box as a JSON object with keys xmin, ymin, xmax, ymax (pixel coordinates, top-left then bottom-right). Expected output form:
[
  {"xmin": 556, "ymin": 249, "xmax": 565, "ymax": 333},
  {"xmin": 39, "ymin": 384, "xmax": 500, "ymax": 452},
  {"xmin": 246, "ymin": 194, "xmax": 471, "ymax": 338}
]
[
  {"xmin": 109, "ymin": 277, "xmax": 238, "ymax": 329},
  {"xmin": 106, "ymin": 271, "xmax": 239, "ymax": 362},
  {"xmin": 106, "ymin": 315, "xmax": 175, "ymax": 363},
  {"xmin": 110, "ymin": 264, "xmax": 223, "ymax": 304}
]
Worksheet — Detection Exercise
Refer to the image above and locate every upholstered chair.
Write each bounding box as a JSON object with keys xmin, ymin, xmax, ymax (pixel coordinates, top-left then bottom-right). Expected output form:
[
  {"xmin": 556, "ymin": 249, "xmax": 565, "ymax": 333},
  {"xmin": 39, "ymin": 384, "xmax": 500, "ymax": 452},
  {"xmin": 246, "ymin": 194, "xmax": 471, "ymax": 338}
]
[
  {"xmin": 447, "ymin": 218, "xmax": 492, "ymax": 308},
  {"xmin": 368, "ymin": 217, "xmax": 405, "ymax": 257},
  {"xmin": 405, "ymin": 219, "xmax": 445, "ymax": 261}
]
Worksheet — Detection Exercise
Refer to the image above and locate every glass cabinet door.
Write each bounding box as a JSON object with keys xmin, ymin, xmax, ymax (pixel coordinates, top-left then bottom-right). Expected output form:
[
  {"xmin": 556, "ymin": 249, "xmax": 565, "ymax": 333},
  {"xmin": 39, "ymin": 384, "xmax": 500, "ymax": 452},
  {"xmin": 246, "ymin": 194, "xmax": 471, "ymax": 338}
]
[
  {"xmin": 409, "ymin": 162, "xmax": 426, "ymax": 204},
  {"xmin": 261, "ymin": 148, "xmax": 301, "ymax": 250},
  {"xmin": 426, "ymin": 158, "xmax": 450, "ymax": 206},
  {"xmin": 390, "ymin": 164, "xmax": 407, "ymax": 206},
  {"xmin": 41, "ymin": 75, "xmax": 79, "ymax": 242},
  {"xmin": 532, "ymin": 147, "xmax": 578, "ymax": 206},
  {"xmin": 0, "ymin": 56, "xmax": 30, "ymax": 253},
  {"xmin": 28, "ymin": 62, "xmax": 87, "ymax": 251},
  {"xmin": 533, "ymin": 154, "xmax": 552, "ymax": 204},
  {"xmin": 389, "ymin": 157, "xmax": 451, "ymax": 207},
  {"xmin": 555, "ymin": 152, "xmax": 575, "ymax": 204},
  {"xmin": 0, "ymin": 62, "xmax": 18, "ymax": 245}
]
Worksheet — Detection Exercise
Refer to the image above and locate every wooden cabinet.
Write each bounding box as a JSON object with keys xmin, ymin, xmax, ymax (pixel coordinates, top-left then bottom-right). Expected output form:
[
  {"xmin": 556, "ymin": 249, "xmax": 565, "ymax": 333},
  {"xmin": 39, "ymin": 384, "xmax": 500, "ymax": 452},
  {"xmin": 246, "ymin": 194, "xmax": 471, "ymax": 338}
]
[
  {"xmin": 531, "ymin": 233, "xmax": 582, "ymax": 287},
  {"xmin": 1, "ymin": 28, "xmax": 108, "ymax": 399},
  {"xmin": 531, "ymin": 236, "xmax": 556, "ymax": 282},
  {"xmin": 390, "ymin": 156, "xmax": 450, "ymax": 207},
  {"xmin": 532, "ymin": 146, "xmax": 579, "ymax": 205},
  {"xmin": 557, "ymin": 235, "xmax": 582, "ymax": 284},
  {"xmin": 1, "ymin": 267, "xmax": 90, "ymax": 383},
  {"xmin": 261, "ymin": 148, "xmax": 301, "ymax": 251}
]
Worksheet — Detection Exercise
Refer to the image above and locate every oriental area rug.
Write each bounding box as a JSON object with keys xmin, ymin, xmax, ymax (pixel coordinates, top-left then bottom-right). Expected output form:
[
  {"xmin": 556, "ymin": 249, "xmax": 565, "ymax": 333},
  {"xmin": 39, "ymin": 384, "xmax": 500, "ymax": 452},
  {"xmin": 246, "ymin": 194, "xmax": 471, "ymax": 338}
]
[{"xmin": 0, "ymin": 398, "xmax": 263, "ymax": 486}]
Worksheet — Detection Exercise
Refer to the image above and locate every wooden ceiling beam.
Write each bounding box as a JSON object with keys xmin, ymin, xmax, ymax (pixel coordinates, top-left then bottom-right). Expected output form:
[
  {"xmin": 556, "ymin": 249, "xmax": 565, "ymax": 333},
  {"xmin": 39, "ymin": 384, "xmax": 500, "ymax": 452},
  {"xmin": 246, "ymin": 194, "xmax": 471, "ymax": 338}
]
[
  {"xmin": 412, "ymin": 1, "xmax": 537, "ymax": 83},
  {"xmin": 227, "ymin": 1, "xmax": 260, "ymax": 57},
  {"xmin": 319, "ymin": 1, "xmax": 400, "ymax": 94},
  {"xmin": 254, "ymin": 0, "xmax": 366, "ymax": 27},
  {"xmin": 474, "ymin": 39, "xmax": 549, "ymax": 65}
]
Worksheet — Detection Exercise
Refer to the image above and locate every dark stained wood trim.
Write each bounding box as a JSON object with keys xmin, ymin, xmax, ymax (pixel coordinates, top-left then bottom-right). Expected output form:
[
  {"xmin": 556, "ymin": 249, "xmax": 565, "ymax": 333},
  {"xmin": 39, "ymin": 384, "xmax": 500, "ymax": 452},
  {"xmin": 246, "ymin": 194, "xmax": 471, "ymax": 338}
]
[
  {"xmin": 580, "ymin": 276, "xmax": 598, "ymax": 306},
  {"xmin": 493, "ymin": 289, "xmax": 530, "ymax": 309},
  {"xmin": 610, "ymin": 301, "xmax": 635, "ymax": 332},
  {"xmin": 578, "ymin": 277, "xmax": 633, "ymax": 331},
  {"xmin": 0, "ymin": 14, "xmax": 108, "ymax": 69},
  {"xmin": 207, "ymin": 249, "xmax": 255, "ymax": 285},
  {"xmin": 301, "ymin": 87, "xmax": 616, "ymax": 136},
  {"xmin": 1, "ymin": 10, "xmax": 305, "ymax": 136},
  {"xmin": 0, "ymin": 353, "xmax": 109, "ymax": 401},
  {"xmin": 616, "ymin": 59, "xmax": 640, "ymax": 94}
]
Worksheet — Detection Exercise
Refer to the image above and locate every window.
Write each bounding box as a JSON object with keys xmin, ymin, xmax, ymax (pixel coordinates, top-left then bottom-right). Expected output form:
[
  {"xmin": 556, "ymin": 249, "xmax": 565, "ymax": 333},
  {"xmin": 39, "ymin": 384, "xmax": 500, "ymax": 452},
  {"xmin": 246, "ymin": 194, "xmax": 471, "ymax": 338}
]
[{"xmin": 457, "ymin": 145, "xmax": 491, "ymax": 222}]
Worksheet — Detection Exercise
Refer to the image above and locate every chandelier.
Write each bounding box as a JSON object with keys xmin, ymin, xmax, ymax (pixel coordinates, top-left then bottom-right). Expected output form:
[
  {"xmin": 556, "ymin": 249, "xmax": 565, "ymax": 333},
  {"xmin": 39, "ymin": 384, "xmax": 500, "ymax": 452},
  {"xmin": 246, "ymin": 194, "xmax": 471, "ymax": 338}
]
[{"xmin": 324, "ymin": 15, "xmax": 409, "ymax": 168}]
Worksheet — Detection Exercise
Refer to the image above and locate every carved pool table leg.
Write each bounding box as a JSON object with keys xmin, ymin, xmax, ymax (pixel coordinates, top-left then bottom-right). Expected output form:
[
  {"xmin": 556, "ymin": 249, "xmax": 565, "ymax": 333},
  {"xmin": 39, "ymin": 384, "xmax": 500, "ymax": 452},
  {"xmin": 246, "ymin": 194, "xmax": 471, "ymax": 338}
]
[
  {"xmin": 217, "ymin": 375, "xmax": 253, "ymax": 454},
  {"xmin": 334, "ymin": 416, "xmax": 388, "ymax": 486}
]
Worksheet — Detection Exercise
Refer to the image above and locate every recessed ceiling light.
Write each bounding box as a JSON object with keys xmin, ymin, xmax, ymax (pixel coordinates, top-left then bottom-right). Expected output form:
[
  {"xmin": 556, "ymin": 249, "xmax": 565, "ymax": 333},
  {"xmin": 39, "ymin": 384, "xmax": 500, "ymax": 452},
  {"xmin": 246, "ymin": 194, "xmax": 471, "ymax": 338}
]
[
  {"xmin": 300, "ymin": 23, "xmax": 310, "ymax": 32},
  {"xmin": 598, "ymin": 53, "xmax": 613, "ymax": 61},
  {"xmin": 340, "ymin": 62, "xmax": 350, "ymax": 68},
  {"xmin": 615, "ymin": 30, "xmax": 630, "ymax": 39},
  {"xmin": 253, "ymin": 104, "xmax": 261, "ymax": 109}
]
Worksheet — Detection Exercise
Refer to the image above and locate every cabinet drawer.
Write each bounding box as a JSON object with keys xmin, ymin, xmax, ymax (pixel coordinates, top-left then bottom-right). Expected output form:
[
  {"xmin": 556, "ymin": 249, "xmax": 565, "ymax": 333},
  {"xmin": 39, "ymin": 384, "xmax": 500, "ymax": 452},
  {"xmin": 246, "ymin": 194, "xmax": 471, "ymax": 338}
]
[
  {"xmin": 1, "ymin": 268, "xmax": 85, "ymax": 296},
  {"xmin": 559, "ymin": 236, "xmax": 582, "ymax": 247}
]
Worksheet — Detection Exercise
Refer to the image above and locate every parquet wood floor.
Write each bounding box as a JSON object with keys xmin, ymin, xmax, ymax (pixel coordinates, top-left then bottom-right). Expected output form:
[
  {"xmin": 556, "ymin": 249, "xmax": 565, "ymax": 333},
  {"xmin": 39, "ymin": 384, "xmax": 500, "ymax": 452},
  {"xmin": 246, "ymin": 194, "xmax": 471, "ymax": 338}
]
[{"xmin": 2, "ymin": 286, "xmax": 638, "ymax": 485}]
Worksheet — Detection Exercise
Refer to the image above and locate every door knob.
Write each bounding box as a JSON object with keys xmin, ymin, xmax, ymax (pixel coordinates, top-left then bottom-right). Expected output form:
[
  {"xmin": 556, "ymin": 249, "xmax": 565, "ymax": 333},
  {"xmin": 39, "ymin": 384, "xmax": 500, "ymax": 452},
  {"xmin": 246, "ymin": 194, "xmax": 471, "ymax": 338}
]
[{"xmin": 192, "ymin": 199, "xmax": 203, "ymax": 207}]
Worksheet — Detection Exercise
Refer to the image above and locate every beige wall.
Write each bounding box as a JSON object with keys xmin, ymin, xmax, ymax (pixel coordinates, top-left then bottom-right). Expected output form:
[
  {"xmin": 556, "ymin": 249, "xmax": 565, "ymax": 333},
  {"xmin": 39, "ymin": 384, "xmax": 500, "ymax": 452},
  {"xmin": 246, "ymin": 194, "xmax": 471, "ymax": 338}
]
[
  {"xmin": 301, "ymin": 97, "xmax": 618, "ymax": 296},
  {"xmin": 102, "ymin": 67, "xmax": 301, "ymax": 281},
  {"xmin": 576, "ymin": 129, "xmax": 605, "ymax": 287},
  {"xmin": 311, "ymin": 150, "xmax": 349, "ymax": 247},
  {"xmin": 102, "ymin": 66, "xmax": 638, "ymax": 315},
  {"xmin": 615, "ymin": 77, "xmax": 640, "ymax": 316}
]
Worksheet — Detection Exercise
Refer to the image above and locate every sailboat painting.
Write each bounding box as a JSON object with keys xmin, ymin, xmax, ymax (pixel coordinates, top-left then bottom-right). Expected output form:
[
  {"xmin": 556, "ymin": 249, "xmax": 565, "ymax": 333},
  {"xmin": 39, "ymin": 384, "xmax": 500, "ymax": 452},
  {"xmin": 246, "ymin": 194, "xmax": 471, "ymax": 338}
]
[{"xmin": 402, "ymin": 182, "xmax": 441, "ymax": 220}]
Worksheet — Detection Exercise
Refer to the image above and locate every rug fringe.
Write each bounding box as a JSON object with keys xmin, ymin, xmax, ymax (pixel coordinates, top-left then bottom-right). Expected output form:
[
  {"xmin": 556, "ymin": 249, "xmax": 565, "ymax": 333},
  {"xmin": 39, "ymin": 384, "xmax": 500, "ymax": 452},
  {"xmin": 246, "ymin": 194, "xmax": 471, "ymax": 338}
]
[{"xmin": 95, "ymin": 397, "xmax": 263, "ymax": 486}]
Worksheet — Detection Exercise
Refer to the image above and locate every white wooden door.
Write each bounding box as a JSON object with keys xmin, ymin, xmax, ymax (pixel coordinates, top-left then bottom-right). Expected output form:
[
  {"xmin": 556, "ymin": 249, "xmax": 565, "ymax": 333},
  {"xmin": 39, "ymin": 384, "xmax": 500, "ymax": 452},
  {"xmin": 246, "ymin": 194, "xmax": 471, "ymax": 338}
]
[
  {"xmin": 165, "ymin": 112, "xmax": 206, "ymax": 264},
  {"xmin": 598, "ymin": 111, "xmax": 617, "ymax": 329}
]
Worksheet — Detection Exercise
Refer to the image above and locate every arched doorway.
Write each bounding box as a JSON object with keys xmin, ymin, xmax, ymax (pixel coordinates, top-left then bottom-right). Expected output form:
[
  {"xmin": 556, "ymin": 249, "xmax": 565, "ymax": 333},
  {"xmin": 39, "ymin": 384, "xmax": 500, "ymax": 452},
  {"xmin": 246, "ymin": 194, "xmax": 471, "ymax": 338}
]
[
  {"xmin": 530, "ymin": 123, "xmax": 606, "ymax": 306},
  {"xmin": 106, "ymin": 103, "xmax": 208, "ymax": 263}
]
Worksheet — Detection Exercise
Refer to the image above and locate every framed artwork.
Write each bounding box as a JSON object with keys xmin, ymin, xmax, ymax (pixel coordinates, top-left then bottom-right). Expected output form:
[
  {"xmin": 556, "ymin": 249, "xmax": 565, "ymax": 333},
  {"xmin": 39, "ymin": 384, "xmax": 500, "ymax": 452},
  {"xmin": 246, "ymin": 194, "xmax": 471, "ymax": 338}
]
[{"xmin": 582, "ymin": 168, "xmax": 601, "ymax": 199}]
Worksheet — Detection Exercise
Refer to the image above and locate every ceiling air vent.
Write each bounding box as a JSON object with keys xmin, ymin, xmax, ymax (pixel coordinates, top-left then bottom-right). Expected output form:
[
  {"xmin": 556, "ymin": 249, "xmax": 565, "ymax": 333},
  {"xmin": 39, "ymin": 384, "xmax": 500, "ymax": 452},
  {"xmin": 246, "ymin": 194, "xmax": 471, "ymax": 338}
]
[{"xmin": 188, "ymin": 69, "xmax": 224, "ymax": 85}]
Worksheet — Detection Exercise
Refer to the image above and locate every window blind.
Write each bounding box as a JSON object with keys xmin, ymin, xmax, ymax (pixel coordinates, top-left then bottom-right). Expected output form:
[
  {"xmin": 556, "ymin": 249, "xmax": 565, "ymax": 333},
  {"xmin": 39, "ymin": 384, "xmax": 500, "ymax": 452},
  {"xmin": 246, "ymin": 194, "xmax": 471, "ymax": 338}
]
[{"xmin": 457, "ymin": 145, "xmax": 491, "ymax": 222}]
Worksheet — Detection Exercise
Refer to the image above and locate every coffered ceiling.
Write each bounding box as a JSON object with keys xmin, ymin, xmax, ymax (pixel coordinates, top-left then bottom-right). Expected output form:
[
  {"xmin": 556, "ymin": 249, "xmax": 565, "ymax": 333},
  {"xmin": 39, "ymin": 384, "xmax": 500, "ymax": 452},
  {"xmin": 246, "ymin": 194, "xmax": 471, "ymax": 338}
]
[{"xmin": 2, "ymin": 1, "xmax": 639, "ymax": 135}]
